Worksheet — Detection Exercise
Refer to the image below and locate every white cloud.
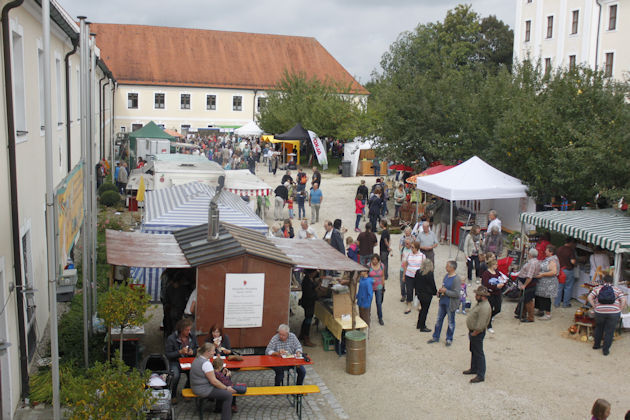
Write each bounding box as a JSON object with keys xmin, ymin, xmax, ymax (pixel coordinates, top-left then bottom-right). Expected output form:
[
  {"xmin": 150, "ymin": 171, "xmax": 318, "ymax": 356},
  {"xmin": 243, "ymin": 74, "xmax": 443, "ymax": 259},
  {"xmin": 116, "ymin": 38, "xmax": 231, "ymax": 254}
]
[{"xmin": 60, "ymin": 0, "xmax": 515, "ymax": 84}]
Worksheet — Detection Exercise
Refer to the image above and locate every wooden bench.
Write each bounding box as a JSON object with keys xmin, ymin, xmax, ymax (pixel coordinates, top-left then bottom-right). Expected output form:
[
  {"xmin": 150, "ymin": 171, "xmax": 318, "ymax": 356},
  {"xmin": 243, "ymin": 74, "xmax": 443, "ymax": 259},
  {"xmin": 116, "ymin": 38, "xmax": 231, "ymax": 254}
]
[{"xmin": 182, "ymin": 385, "xmax": 320, "ymax": 420}]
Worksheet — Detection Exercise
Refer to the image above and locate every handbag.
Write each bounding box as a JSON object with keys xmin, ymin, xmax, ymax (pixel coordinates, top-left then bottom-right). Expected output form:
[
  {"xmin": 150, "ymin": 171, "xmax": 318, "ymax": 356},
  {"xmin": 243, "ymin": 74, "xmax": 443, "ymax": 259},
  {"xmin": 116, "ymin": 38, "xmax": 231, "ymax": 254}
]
[{"xmin": 558, "ymin": 267, "xmax": 567, "ymax": 284}]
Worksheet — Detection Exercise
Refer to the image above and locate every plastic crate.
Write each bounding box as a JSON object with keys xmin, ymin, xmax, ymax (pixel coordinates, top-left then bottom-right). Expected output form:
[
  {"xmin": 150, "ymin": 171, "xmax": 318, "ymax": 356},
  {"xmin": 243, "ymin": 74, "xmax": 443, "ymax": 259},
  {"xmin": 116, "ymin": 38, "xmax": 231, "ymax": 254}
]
[{"xmin": 321, "ymin": 329, "xmax": 335, "ymax": 352}]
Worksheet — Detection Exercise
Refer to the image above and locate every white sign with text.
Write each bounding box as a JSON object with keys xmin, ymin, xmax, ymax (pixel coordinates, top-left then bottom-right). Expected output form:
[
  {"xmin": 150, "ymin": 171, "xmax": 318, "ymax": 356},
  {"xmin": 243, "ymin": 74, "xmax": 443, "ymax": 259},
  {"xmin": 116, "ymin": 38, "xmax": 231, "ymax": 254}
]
[{"xmin": 224, "ymin": 273, "xmax": 265, "ymax": 328}]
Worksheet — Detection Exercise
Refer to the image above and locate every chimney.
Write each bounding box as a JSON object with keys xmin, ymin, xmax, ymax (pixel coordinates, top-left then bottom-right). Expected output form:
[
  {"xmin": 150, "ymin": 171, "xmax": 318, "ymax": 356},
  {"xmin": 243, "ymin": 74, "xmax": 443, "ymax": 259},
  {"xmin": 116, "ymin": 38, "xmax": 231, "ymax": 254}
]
[{"xmin": 208, "ymin": 175, "xmax": 225, "ymax": 240}]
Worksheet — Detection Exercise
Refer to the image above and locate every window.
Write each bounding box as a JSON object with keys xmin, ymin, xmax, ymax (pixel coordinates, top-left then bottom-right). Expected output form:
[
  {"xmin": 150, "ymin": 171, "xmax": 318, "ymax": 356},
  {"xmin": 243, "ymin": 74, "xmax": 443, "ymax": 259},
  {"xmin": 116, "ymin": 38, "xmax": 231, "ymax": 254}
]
[
  {"xmin": 154, "ymin": 93, "xmax": 165, "ymax": 109},
  {"xmin": 20, "ymin": 227, "xmax": 36, "ymax": 362},
  {"xmin": 527, "ymin": 0, "xmax": 532, "ymax": 3},
  {"xmin": 206, "ymin": 94, "xmax": 216, "ymax": 110},
  {"xmin": 525, "ymin": 20, "xmax": 531, "ymax": 42},
  {"xmin": 546, "ymin": 16, "xmax": 554, "ymax": 38},
  {"xmin": 127, "ymin": 93, "xmax": 138, "ymax": 109},
  {"xmin": 568, "ymin": 55, "xmax": 576, "ymax": 70},
  {"xmin": 38, "ymin": 48, "xmax": 45, "ymax": 131},
  {"xmin": 120, "ymin": 126, "xmax": 126, "ymax": 133},
  {"xmin": 605, "ymin": 52, "xmax": 614, "ymax": 77},
  {"xmin": 544, "ymin": 58, "xmax": 552, "ymax": 74},
  {"xmin": 11, "ymin": 30, "xmax": 27, "ymax": 136},
  {"xmin": 55, "ymin": 57, "xmax": 63, "ymax": 125},
  {"xmin": 180, "ymin": 93, "xmax": 191, "ymax": 109},
  {"xmin": 608, "ymin": 5, "xmax": 617, "ymax": 30},
  {"xmin": 257, "ymin": 97, "xmax": 267, "ymax": 112},
  {"xmin": 131, "ymin": 123, "xmax": 143, "ymax": 132},
  {"xmin": 232, "ymin": 96, "xmax": 242, "ymax": 111},
  {"xmin": 181, "ymin": 124, "xmax": 190, "ymax": 133},
  {"xmin": 571, "ymin": 10, "xmax": 579, "ymax": 34}
]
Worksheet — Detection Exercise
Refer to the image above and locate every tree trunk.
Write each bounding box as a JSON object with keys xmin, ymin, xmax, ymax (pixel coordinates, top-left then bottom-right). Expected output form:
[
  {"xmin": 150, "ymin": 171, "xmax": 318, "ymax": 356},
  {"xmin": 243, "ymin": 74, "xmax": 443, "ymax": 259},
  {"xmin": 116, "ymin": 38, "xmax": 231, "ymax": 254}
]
[{"xmin": 119, "ymin": 325, "xmax": 124, "ymax": 361}]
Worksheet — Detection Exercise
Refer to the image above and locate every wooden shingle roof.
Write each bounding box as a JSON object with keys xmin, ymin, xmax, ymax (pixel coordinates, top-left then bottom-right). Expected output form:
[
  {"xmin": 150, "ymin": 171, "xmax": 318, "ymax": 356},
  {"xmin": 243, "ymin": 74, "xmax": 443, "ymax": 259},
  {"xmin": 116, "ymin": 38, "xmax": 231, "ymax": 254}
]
[{"xmin": 90, "ymin": 23, "xmax": 368, "ymax": 94}]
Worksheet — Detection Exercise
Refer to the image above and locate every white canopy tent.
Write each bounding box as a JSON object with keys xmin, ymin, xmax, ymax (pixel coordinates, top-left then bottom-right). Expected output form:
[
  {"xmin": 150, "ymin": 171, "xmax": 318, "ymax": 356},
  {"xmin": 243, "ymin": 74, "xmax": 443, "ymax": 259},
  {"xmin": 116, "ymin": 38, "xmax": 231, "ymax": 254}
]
[
  {"xmin": 235, "ymin": 121, "xmax": 263, "ymax": 136},
  {"xmin": 343, "ymin": 138, "xmax": 378, "ymax": 177},
  {"xmin": 417, "ymin": 156, "xmax": 529, "ymax": 255}
]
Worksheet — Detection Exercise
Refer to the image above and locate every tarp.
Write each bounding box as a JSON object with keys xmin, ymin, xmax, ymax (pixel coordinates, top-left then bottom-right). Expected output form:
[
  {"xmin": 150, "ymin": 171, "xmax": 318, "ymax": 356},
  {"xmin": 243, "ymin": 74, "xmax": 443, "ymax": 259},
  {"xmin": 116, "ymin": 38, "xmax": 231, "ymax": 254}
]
[
  {"xmin": 129, "ymin": 121, "xmax": 176, "ymax": 141},
  {"xmin": 224, "ymin": 169, "xmax": 273, "ymax": 196},
  {"xmin": 343, "ymin": 138, "xmax": 376, "ymax": 177},
  {"xmin": 416, "ymin": 156, "xmax": 528, "ymax": 200},
  {"xmin": 235, "ymin": 121, "xmax": 263, "ymax": 136}
]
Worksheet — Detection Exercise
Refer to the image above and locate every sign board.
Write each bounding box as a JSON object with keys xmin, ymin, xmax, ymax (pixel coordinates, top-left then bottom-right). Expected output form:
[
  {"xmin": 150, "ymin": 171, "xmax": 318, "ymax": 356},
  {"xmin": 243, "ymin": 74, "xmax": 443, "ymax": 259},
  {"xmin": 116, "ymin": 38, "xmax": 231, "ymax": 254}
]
[
  {"xmin": 223, "ymin": 273, "xmax": 265, "ymax": 328},
  {"xmin": 310, "ymin": 134, "xmax": 328, "ymax": 166},
  {"xmin": 55, "ymin": 163, "xmax": 84, "ymax": 271}
]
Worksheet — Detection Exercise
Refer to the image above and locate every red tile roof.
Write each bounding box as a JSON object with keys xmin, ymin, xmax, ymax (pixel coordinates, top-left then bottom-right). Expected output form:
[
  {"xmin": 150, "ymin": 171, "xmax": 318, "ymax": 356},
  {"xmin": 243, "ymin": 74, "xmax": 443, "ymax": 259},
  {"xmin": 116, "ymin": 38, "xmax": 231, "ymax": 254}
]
[{"xmin": 91, "ymin": 23, "xmax": 368, "ymax": 94}]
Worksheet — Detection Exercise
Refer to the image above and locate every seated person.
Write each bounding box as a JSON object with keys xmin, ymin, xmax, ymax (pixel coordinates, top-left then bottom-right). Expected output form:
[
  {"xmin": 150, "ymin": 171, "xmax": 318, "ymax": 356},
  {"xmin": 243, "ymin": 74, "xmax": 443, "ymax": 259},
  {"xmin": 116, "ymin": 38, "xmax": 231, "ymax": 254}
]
[
  {"xmin": 190, "ymin": 343, "xmax": 236, "ymax": 420},
  {"xmin": 212, "ymin": 358, "xmax": 239, "ymax": 413},
  {"xmin": 265, "ymin": 324, "xmax": 306, "ymax": 386},
  {"xmin": 165, "ymin": 318, "xmax": 198, "ymax": 403},
  {"xmin": 205, "ymin": 324, "xmax": 233, "ymax": 356}
]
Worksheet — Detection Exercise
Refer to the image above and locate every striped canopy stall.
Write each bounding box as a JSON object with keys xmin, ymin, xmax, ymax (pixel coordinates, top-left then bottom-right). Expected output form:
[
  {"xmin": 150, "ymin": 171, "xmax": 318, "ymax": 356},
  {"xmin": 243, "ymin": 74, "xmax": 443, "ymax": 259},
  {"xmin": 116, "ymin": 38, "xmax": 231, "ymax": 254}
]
[
  {"xmin": 133, "ymin": 181, "xmax": 268, "ymax": 300},
  {"xmin": 520, "ymin": 209, "xmax": 630, "ymax": 284}
]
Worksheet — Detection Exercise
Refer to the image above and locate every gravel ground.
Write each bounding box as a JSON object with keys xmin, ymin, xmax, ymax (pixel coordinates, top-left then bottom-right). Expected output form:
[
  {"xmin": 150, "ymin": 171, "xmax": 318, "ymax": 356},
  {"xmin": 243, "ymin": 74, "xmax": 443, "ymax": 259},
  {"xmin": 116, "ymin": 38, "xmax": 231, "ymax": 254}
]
[{"xmin": 255, "ymin": 164, "xmax": 630, "ymax": 420}]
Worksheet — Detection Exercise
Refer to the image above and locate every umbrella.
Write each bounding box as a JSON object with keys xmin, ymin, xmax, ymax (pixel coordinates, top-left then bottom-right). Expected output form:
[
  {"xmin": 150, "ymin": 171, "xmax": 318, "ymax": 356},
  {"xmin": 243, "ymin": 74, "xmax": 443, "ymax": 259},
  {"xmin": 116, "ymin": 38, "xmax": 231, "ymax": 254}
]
[{"xmin": 405, "ymin": 164, "xmax": 455, "ymax": 185}]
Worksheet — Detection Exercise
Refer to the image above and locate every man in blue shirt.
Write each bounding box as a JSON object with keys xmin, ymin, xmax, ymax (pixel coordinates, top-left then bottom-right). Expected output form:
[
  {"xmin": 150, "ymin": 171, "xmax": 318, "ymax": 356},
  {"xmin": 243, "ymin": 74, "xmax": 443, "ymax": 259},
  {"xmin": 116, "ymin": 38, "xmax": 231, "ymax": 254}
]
[
  {"xmin": 356, "ymin": 271, "xmax": 374, "ymax": 327},
  {"xmin": 309, "ymin": 182, "xmax": 323, "ymax": 223}
]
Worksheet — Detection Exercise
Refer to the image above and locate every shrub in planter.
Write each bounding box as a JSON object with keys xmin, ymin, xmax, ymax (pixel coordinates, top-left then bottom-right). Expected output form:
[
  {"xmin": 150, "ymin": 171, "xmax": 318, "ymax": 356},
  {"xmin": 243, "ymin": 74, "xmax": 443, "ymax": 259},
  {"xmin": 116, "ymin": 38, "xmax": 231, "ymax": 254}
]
[
  {"xmin": 97, "ymin": 182, "xmax": 118, "ymax": 196},
  {"xmin": 100, "ymin": 191, "xmax": 121, "ymax": 207}
]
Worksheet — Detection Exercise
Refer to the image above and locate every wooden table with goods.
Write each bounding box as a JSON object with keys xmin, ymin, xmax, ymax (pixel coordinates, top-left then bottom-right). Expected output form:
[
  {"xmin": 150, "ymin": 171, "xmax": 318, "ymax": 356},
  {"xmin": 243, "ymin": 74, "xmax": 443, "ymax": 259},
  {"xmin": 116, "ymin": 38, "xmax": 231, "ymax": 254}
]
[{"xmin": 314, "ymin": 299, "xmax": 368, "ymax": 356}]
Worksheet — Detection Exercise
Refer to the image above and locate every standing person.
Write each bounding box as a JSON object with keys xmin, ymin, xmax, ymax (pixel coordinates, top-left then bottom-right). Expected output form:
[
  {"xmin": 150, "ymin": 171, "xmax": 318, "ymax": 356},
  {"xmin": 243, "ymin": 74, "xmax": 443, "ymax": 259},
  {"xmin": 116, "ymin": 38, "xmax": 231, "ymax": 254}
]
[
  {"xmin": 323, "ymin": 220, "xmax": 345, "ymax": 255},
  {"xmin": 487, "ymin": 210, "xmax": 502, "ymax": 233},
  {"xmin": 588, "ymin": 275, "xmax": 627, "ymax": 356},
  {"xmin": 367, "ymin": 189, "xmax": 383, "ymax": 230},
  {"xmin": 356, "ymin": 180, "xmax": 369, "ymax": 220},
  {"xmin": 356, "ymin": 270, "xmax": 374, "ymax": 327},
  {"xmin": 535, "ymin": 232, "xmax": 551, "ymax": 261},
  {"xmin": 356, "ymin": 223, "xmax": 378, "ymax": 266},
  {"xmin": 379, "ymin": 220, "xmax": 391, "ymax": 281},
  {"xmin": 402, "ymin": 241, "xmax": 425, "ymax": 314},
  {"xmin": 372, "ymin": 156, "xmax": 380, "ymax": 177},
  {"xmin": 428, "ymin": 261, "xmax": 462, "ymax": 346},
  {"xmin": 165, "ymin": 318, "xmax": 198, "ymax": 403},
  {"xmin": 399, "ymin": 237, "xmax": 413, "ymax": 303},
  {"xmin": 287, "ymin": 194, "xmax": 295, "ymax": 219},
  {"xmin": 399, "ymin": 226, "xmax": 414, "ymax": 250},
  {"xmin": 190, "ymin": 343, "xmax": 235, "ymax": 420},
  {"xmin": 117, "ymin": 162, "xmax": 128, "ymax": 195},
  {"xmin": 296, "ymin": 167, "xmax": 307, "ymax": 191},
  {"xmin": 296, "ymin": 188, "xmax": 307, "ymax": 220},
  {"xmin": 266, "ymin": 325, "xmax": 306, "ymax": 386},
  {"xmin": 393, "ymin": 184, "xmax": 406, "ymax": 218},
  {"xmin": 462, "ymin": 286, "xmax": 492, "ymax": 384},
  {"xmin": 535, "ymin": 244, "xmax": 559, "ymax": 320},
  {"xmin": 480, "ymin": 257, "xmax": 504, "ymax": 333},
  {"xmin": 114, "ymin": 162, "xmax": 120, "ymax": 185},
  {"xmin": 483, "ymin": 226, "xmax": 503, "ymax": 258},
  {"xmin": 428, "ymin": 198, "xmax": 446, "ymax": 243},
  {"xmin": 311, "ymin": 166, "xmax": 321, "ymax": 187},
  {"xmin": 415, "ymin": 259, "xmax": 437, "ymax": 332},
  {"xmin": 281, "ymin": 170, "xmax": 293, "ymax": 185},
  {"xmin": 298, "ymin": 270, "xmax": 320, "ymax": 347},
  {"xmin": 555, "ymin": 237, "xmax": 577, "ymax": 308},
  {"xmin": 273, "ymin": 183, "xmax": 288, "ymax": 221},
  {"xmin": 369, "ymin": 254, "xmax": 386, "ymax": 325},
  {"xmin": 354, "ymin": 193, "xmax": 365, "ymax": 232},
  {"xmin": 309, "ymin": 182, "xmax": 323, "ymax": 223},
  {"xmin": 416, "ymin": 221, "xmax": 438, "ymax": 264},
  {"xmin": 464, "ymin": 225, "xmax": 482, "ymax": 283},
  {"xmin": 515, "ymin": 249, "xmax": 541, "ymax": 323}
]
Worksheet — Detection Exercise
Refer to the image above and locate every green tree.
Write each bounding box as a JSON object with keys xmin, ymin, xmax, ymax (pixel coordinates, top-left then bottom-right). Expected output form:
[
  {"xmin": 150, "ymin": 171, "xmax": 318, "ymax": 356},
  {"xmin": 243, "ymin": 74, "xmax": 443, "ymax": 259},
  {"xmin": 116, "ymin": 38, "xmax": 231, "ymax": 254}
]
[
  {"xmin": 257, "ymin": 71, "xmax": 367, "ymax": 140},
  {"xmin": 99, "ymin": 280, "xmax": 151, "ymax": 361}
]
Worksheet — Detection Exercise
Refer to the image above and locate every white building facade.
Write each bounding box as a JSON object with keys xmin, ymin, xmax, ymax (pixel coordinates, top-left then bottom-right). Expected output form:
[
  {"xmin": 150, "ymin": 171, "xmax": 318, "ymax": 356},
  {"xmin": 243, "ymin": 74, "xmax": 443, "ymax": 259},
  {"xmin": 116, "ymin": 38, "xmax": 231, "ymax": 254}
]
[{"xmin": 513, "ymin": 0, "xmax": 630, "ymax": 80}]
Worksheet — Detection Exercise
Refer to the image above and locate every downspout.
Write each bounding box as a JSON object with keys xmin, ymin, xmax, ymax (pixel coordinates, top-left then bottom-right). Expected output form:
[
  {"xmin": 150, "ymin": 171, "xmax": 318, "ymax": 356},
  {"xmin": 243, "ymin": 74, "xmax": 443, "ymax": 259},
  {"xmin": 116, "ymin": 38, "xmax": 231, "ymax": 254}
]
[
  {"xmin": 64, "ymin": 38, "xmax": 78, "ymax": 172},
  {"xmin": 595, "ymin": 0, "xmax": 602, "ymax": 70},
  {"xmin": 252, "ymin": 89, "xmax": 258, "ymax": 122},
  {"xmin": 110, "ymin": 81, "xmax": 115, "ymax": 174},
  {"xmin": 98, "ymin": 74, "xmax": 106, "ymax": 158},
  {"xmin": 1, "ymin": 0, "xmax": 30, "ymax": 400}
]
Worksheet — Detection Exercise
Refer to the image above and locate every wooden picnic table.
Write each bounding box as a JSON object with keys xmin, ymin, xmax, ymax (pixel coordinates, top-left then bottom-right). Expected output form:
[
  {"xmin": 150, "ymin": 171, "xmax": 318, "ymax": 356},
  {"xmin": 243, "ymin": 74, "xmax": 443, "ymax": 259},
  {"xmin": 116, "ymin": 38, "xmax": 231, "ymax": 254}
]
[{"xmin": 179, "ymin": 355, "xmax": 312, "ymax": 371}]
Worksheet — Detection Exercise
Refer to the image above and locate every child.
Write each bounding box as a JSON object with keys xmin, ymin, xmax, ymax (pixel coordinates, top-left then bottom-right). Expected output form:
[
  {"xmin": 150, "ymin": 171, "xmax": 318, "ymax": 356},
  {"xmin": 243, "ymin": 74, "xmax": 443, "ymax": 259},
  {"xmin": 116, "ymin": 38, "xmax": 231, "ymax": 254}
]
[
  {"xmin": 287, "ymin": 194, "xmax": 295, "ymax": 219},
  {"xmin": 212, "ymin": 358, "xmax": 239, "ymax": 413},
  {"xmin": 591, "ymin": 399, "xmax": 611, "ymax": 420},
  {"xmin": 456, "ymin": 281, "xmax": 468, "ymax": 314},
  {"xmin": 355, "ymin": 193, "xmax": 365, "ymax": 232},
  {"xmin": 356, "ymin": 271, "xmax": 374, "ymax": 327},
  {"xmin": 346, "ymin": 237, "xmax": 359, "ymax": 262}
]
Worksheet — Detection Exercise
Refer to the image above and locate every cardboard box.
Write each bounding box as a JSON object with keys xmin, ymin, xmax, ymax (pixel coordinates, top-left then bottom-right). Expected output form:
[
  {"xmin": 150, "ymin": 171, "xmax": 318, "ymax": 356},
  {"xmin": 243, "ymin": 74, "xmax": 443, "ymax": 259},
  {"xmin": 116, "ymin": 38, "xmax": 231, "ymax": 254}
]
[{"xmin": 332, "ymin": 291, "xmax": 352, "ymax": 319}]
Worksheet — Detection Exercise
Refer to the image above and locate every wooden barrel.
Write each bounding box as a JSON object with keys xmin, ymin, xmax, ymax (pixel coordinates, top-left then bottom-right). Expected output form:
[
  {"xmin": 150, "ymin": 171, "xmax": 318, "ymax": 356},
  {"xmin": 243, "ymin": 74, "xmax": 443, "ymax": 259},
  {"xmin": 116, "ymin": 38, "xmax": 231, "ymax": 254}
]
[{"xmin": 345, "ymin": 330, "xmax": 366, "ymax": 375}]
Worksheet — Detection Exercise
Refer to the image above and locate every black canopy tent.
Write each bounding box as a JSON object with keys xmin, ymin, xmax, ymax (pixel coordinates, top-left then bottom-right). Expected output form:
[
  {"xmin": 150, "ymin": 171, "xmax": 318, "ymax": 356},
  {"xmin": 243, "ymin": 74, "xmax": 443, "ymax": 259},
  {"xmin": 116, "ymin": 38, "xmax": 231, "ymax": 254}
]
[{"xmin": 274, "ymin": 123, "xmax": 311, "ymax": 143}]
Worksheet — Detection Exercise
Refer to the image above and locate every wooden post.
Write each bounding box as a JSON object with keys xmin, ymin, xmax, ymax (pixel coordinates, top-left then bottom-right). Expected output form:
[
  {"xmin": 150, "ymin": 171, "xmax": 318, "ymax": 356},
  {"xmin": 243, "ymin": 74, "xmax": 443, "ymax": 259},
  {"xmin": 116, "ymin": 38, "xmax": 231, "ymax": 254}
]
[{"xmin": 349, "ymin": 271, "xmax": 359, "ymax": 330}]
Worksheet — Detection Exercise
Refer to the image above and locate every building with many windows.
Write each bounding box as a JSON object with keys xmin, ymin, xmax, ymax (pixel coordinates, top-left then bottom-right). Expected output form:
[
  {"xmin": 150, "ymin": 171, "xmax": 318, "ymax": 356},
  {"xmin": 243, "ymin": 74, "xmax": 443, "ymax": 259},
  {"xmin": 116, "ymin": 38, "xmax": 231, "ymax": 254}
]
[
  {"xmin": 90, "ymin": 23, "xmax": 368, "ymax": 134},
  {"xmin": 513, "ymin": 0, "xmax": 629, "ymax": 80}
]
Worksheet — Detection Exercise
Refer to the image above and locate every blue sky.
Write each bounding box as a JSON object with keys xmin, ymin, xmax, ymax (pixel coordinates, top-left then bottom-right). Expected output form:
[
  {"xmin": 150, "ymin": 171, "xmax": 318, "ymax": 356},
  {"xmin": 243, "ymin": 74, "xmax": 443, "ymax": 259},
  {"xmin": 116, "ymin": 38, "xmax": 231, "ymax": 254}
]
[{"xmin": 60, "ymin": 0, "xmax": 515, "ymax": 84}]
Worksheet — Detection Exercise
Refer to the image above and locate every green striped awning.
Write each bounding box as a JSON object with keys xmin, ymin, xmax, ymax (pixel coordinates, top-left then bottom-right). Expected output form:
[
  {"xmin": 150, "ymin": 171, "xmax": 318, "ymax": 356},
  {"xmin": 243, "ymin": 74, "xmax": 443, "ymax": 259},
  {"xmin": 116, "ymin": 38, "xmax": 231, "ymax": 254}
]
[{"xmin": 520, "ymin": 209, "xmax": 630, "ymax": 253}]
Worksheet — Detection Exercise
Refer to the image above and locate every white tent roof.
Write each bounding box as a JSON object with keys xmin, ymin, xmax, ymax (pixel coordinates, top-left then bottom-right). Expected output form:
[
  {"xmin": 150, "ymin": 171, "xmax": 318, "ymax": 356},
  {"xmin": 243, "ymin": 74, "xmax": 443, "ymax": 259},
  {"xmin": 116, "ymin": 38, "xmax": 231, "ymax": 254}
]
[
  {"xmin": 224, "ymin": 169, "xmax": 273, "ymax": 196},
  {"xmin": 416, "ymin": 156, "xmax": 528, "ymax": 200},
  {"xmin": 235, "ymin": 121, "xmax": 263, "ymax": 136}
]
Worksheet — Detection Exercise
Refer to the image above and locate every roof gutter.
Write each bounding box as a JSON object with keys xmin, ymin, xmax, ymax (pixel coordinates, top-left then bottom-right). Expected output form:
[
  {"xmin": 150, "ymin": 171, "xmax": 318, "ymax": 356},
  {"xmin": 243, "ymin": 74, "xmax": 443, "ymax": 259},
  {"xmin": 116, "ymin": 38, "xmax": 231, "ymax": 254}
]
[
  {"xmin": 2, "ymin": 0, "xmax": 30, "ymax": 400},
  {"xmin": 64, "ymin": 38, "xmax": 78, "ymax": 171},
  {"xmin": 98, "ymin": 73, "xmax": 106, "ymax": 158}
]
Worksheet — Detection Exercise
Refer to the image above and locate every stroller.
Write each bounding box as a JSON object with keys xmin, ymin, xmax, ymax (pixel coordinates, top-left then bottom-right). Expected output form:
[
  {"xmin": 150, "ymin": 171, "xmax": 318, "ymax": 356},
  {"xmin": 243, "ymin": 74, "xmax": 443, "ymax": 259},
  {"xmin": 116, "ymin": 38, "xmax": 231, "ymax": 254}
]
[{"xmin": 142, "ymin": 354, "xmax": 175, "ymax": 420}]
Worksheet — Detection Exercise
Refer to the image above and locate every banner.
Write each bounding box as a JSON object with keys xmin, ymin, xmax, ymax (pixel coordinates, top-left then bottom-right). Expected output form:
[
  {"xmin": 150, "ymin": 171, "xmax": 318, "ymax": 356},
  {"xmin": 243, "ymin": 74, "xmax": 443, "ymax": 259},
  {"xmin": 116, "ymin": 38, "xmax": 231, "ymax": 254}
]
[
  {"xmin": 55, "ymin": 163, "xmax": 84, "ymax": 269},
  {"xmin": 224, "ymin": 273, "xmax": 265, "ymax": 328},
  {"xmin": 309, "ymin": 132, "xmax": 328, "ymax": 166}
]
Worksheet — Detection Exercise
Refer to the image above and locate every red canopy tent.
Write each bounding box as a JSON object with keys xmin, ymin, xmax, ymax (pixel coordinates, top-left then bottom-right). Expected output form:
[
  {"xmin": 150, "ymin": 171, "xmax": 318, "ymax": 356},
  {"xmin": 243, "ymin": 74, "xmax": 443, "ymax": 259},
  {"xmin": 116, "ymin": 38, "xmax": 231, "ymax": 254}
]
[{"xmin": 405, "ymin": 164, "xmax": 455, "ymax": 185}]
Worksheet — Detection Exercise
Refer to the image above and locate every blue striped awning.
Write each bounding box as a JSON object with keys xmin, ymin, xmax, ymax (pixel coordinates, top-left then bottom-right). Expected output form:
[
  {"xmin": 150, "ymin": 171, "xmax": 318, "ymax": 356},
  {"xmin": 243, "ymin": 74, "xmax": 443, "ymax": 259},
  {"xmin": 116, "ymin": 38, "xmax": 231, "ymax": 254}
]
[{"xmin": 520, "ymin": 209, "xmax": 630, "ymax": 253}]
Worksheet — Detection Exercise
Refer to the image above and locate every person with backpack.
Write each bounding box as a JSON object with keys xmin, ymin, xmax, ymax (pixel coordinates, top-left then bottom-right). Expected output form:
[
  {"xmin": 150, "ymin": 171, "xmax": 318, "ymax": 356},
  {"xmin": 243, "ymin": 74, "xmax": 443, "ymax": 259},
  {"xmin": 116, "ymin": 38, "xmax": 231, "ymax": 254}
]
[{"xmin": 587, "ymin": 275, "xmax": 626, "ymax": 356}]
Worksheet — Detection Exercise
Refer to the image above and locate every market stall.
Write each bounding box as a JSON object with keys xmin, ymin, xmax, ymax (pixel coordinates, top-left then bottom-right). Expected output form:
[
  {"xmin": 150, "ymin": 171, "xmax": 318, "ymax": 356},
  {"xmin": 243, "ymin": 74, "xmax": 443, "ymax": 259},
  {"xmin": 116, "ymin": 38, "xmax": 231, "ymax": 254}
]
[
  {"xmin": 128, "ymin": 121, "xmax": 176, "ymax": 163},
  {"xmin": 342, "ymin": 137, "xmax": 385, "ymax": 177},
  {"xmin": 223, "ymin": 169, "xmax": 272, "ymax": 197},
  {"xmin": 234, "ymin": 121, "xmax": 263, "ymax": 137}
]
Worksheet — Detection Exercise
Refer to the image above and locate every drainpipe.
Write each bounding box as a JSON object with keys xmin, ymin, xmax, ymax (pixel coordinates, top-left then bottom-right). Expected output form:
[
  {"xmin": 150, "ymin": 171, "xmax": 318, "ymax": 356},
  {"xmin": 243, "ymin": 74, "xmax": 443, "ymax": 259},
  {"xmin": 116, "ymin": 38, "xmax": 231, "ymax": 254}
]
[
  {"xmin": 98, "ymin": 74, "xmax": 106, "ymax": 158},
  {"xmin": 110, "ymin": 81, "xmax": 115, "ymax": 171},
  {"xmin": 252, "ymin": 89, "xmax": 258, "ymax": 122},
  {"xmin": 64, "ymin": 38, "xmax": 78, "ymax": 172},
  {"xmin": 595, "ymin": 0, "xmax": 602, "ymax": 70},
  {"xmin": 1, "ymin": 0, "xmax": 29, "ymax": 400}
]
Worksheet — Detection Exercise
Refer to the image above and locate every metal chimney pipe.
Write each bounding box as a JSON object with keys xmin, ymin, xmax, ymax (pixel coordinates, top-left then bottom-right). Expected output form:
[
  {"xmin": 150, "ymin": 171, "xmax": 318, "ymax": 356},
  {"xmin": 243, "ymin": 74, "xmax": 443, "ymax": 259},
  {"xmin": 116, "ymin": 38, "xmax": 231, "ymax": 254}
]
[{"xmin": 208, "ymin": 175, "xmax": 225, "ymax": 240}]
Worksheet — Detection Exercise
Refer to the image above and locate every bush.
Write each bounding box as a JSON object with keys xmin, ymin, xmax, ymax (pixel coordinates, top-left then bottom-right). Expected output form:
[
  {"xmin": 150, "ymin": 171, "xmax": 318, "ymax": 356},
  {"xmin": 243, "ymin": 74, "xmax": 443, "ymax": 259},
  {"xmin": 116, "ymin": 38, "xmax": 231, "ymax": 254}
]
[
  {"xmin": 100, "ymin": 190, "xmax": 121, "ymax": 207},
  {"xmin": 58, "ymin": 293, "xmax": 106, "ymax": 366},
  {"xmin": 97, "ymin": 182, "xmax": 118, "ymax": 196}
]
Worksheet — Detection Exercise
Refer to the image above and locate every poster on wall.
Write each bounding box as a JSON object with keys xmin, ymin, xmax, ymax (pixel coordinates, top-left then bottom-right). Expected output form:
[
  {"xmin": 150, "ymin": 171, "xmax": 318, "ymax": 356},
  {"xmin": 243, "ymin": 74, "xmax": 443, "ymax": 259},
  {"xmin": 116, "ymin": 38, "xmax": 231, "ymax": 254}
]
[{"xmin": 224, "ymin": 273, "xmax": 265, "ymax": 328}]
